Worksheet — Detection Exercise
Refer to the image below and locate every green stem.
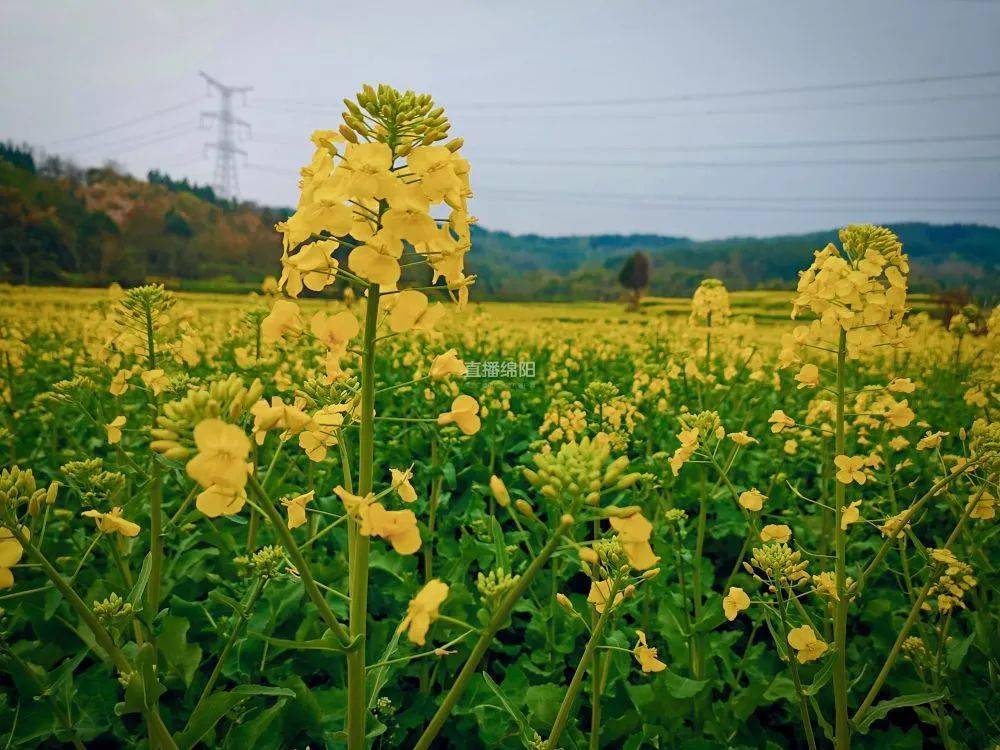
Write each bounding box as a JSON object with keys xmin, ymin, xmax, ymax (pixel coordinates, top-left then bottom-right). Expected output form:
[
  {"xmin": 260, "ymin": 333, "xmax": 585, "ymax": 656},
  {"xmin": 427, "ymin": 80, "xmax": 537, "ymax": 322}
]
[
  {"xmin": 832, "ymin": 329, "xmax": 850, "ymax": 750},
  {"xmin": 547, "ymin": 578, "xmax": 621, "ymax": 750},
  {"xmin": 246, "ymin": 476, "xmax": 351, "ymax": 645},
  {"xmin": 691, "ymin": 467, "xmax": 708, "ymax": 679},
  {"xmin": 192, "ymin": 577, "xmax": 266, "ymax": 715},
  {"xmin": 775, "ymin": 585, "xmax": 818, "ymax": 750},
  {"xmin": 412, "ymin": 515, "xmax": 574, "ymax": 750},
  {"xmin": 347, "ymin": 283, "xmax": 380, "ymax": 750}
]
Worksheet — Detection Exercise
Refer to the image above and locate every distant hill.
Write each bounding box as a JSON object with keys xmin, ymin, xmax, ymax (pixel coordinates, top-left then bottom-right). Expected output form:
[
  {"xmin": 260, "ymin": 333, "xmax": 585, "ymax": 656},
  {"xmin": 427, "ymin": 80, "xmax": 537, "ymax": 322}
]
[{"xmin": 1, "ymin": 141, "xmax": 997, "ymax": 300}]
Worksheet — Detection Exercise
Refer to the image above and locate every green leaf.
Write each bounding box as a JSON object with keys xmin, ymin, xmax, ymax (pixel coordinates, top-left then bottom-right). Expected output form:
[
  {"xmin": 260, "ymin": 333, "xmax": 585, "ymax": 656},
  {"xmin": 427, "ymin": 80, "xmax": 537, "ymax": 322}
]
[
  {"xmin": 853, "ymin": 691, "xmax": 945, "ymax": 734},
  {"xmin": 250, "ymin": 629, "xmax": 357, "ymax": 653},
  {"xmin": 524, "ymin": 683, "xmax": 564, "ymax": 728},
  {"xmin": 159, "ymin": 615, "xmax": 202, "ymax": 687},
  {"xmin": 367, "ymin": 626, "xmax": 403, "ymax": 710},
  {"xmin": 442, "ymin": 461, "xmax": 457, "ymax": 488},
  {"xmin": 127, "ymin": 552, "xmax": 152, "ymax": 610},
  {"xmin": 114, "ymin": 643, "xmax": 165, "ymax": 716},
  {"xmin": 946, "ymin": 631, "xmax": 974, "ymax": 671},
  {"xmin": 661, "ymin": 668, "xmax": 709, "ymax": 699},
  {"xmin": 482, "ymin": 672, "xmax": 536, "ymax": 747},
  {"xmin": 803, "ymin": 655, "xmax": 835, "ymax": 696},
  {"xmin": 491, "ymin": 516, "xmax": 509, "ymax": 572},
  {"xmin": 175, "ymin": 685, "xmax": 295, "ymax": 750}
]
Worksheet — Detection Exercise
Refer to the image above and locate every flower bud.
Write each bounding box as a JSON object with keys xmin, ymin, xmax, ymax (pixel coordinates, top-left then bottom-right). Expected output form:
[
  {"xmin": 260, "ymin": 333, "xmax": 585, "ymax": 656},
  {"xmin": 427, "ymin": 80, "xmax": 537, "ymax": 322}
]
[
  {"xmin": 514, "ymin": 499, "xmax": 535, "ymax": 519},
  {"xmin": 489, "ymin": 475, "xmax": 510, "ymax": 508},
  {"xmin": 339, "ymin": 124, "xmax": 358, "ymax": 143},
  {"xmin": 555, "ymin": 593, "xmax": 573, "ymax": 611}
]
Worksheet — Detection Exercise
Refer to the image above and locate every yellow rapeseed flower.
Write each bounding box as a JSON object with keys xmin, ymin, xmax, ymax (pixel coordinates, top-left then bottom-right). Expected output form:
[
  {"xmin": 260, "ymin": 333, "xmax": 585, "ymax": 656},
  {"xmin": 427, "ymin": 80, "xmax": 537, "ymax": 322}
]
[
  {"xmin": 633, "ymin": 630, "xmax": 667, "ymax": 673},
  {"xmin": 398, "ymin": 579, "xmax": 449, "ymax": 645},
  {"xmin": 787, "ymin": 625, "xmax": 828, "ymax": 663}
]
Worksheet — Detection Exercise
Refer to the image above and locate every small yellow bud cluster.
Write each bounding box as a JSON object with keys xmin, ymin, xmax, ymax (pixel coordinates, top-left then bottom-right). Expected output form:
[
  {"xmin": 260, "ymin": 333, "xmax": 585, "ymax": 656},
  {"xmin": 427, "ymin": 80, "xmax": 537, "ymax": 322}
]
[
  {"xmin": 901, "ymin": 636, "xmax": 931, "ymax": 670},
  {"xmin": 690, "ymin": 278, "xmax": 731, "ymax": 327},
  {"xmin": 150, "ymin": 374, "xmax": 264, "ymax": 460},
  {"xmin": 745, "ymin": 543, "xmax": 810, "ymax": 588},
  {"xmin": 344, "ymin": 84, "xmax": 451, "ymax": 148},
  {"xmin": 60, "ymin": 458, "xmax": 123, "ymax": 505},
  {"xmin": 524, "ymin": 434, "xmax": 631, "ymax": 512},
  {"xmin": 234, "ymin": 545, "xmax": 286, "ymax": 579},
  {"xmin": 923, "ymin": 554, "xmax": 976, "ymax": 614},
  {"xmin": 108, "ymin": 284, "xmax": 177, "ymax": 357},
  {"xmin": 969, "ymin": 419, "xmax": 1000, "ymax": 474},
  {"xmin": 373, "ymin": 696, "xmax": 394, "ymax": 718},
  {"xmin": 34, "ymin": 375, "xmax": 96, "ymax": 408},
  {"xmin": 476, "ymin": 568, "xmax": 520, "ymax": 612},
  {"xmin": 585, "ymin": 538, "xmax": 631, "ymax": 582},
  {"xmin": 0, "ymin": 466, "xmax": 59, "ymax": 518},
  {"xmin": 668, "ymin": 410, "xmax": 725, "ymax": 476},
  {"xmin": 93, "ymin": 592, "xmax": 135, "ymax": 628},
  {"xmin": 663, "ymin": 508, "xmax": 687, "ymax": 526}
]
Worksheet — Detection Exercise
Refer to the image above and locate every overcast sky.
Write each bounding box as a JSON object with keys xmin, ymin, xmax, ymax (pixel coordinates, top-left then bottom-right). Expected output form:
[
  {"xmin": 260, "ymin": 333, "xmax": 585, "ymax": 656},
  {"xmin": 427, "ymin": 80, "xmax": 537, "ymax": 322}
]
[{"xmin": 3, "ymin": 0, "xmax": 1000, "ymax": 239}]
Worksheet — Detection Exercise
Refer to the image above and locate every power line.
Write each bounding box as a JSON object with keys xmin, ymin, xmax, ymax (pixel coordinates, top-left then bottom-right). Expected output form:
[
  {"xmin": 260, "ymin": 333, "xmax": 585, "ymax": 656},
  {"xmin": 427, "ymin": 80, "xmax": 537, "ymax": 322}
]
[
  {"xmin": 475, "ymin": 187, "xmax": 1000, "ymax": 204},
  {"xmin": 492, "ymin": 132, "xmax": 1000, "ymax": 154},
  {"xmin": 452, "ymin": 70, "xmax": 1000, "ymax": 110},
  {"xmin": 480, "ymin": 193, "xmax": 1000, "ymax": 215},
  {"xmin": 46, "ymin": 98, "xmax": 202, "ymax": 146},
  {"xmin": 71, "ymin": 121, "xmax": 198, "ymax": 154},
  {"xmin": 246, "ymin": 91, "xmax": 1000, "ymax": 121},
  {"xmin": 478, "ymin": 153, "xmax": 1000, "ymax": 169}
]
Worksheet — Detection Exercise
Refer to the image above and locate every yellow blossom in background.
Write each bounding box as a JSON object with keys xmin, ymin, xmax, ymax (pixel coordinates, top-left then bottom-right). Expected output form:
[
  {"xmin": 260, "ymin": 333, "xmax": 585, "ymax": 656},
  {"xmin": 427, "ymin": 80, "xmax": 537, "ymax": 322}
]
[
  {"xmin": 109, "ymin": 369, "xmax": 130, "ymax": 396},
  {"xmin": 609, "ymin": 512, "xmax": 659, "ymax": 570},
  {"xmin": 282, "ymin": 491, "xmax": 315, "ymax": 529},
  {"xmin": 398, "ymin": 579, "xmax": 449, "ymax": 645},
  {"xmin": 917, "ymin": 431, "xmax": 948, "ymax": 451},
  {"xmin": 787, "ymin": 625, "xmax": 828, "ymax": 663},
  {"xmin": 105, "ymin": 415, "xmax": 126, "ymax": 444},
  {"xmin": 794, "ymin": 363, "xmax": 820, "ymax": 389},
  {"xmin": 783, "ymin": 439, "xmax": 799, "ymax": 455},
  {"xmin": 723, "ymin": 586, "xmax": 750, "ymax": 621},
  {"xmin": 335, "ymin": 486, "xmax": 375, "ymax": 518},
  {"xmin": 389, "ymin": 290, "xmax": 446, "ymax": 334},
  {"xmin": 438, "ymin": 394, "xmax": 481, "ymax": 435},
  {"xmin": 390, "ymin": 467, "xmax": 418, "ymax": 503},
  {"xmin": 834, "ymin": 455, "xmax": 867, "ymax": 485},
  {"xmin": 587, "ymin": 579, "xmax": 624, "ymax": 613},
  {"xmin": 360, "ymin": 502, "xmax": 421, "ymax": 554},
  {"xmin": 0, "ymin": 527, "xmax": 28, "ymax": 590},
  {"xmin": 141, "ymin": 369, "xmax": 168, "ymax": 395},
  {"xmin": 739, "ymin": 488, "xmax": 767, "ymax": 512},
  {"xmin": 81, "ymin": 507, "xmax": 141, "ymax": 537},
  {"xmin": 429, "ymin": 349, "xmax": 467, "ymax": 380},
  {"xmin": 887, "ymin": 377, "xmax": 916, "ymax": 394},
  {"xmin": 967, "ymin": 490, "xmax": 995, "ymax": 520},
  {"xmin": 769, "ymin": 410, "xmax": 795, "ymax": 433},
  {"xmin": 186, "ymin": 419, "xmax": 252, "ymax": 492},
  {"xmin": 760, "ymin": 524, "xmax": 792, "ymax": 544},
  {"xmin": 889, "ymin": 436, "xmax": 910, "ymax": 451},
  {"xmin": 278, "ymin": 240, "xmax": 338, "ymax": 298},
  {"xmin": 841, "ymin": 500, "xmax": 863, "ymax": 530},
  {"xmin": 633, "ymin": 630, "xmax": 667, "ymax": 673},
  {"xmin": 728, "ymin": 431, "xmax": 757, "ymax": 446},
  {"xmin": 261, "ymin": 300, "xmax": 303, "ymax": 342},
  {"xmin": 196, "ymin": 485, "xmax": 247, "ymax": 518}
]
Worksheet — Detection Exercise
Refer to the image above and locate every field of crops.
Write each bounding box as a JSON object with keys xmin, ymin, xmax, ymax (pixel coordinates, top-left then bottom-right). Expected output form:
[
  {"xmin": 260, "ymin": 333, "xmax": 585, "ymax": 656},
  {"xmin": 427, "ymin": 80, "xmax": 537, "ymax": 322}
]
[{"xmin": 1, "ymin": 85, "xmax": 999, "ymax": 750}]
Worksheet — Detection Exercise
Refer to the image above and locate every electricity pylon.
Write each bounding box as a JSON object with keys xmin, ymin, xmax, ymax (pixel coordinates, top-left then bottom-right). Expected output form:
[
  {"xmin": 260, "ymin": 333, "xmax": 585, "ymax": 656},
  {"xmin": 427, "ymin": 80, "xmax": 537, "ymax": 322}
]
[{"xmin": 199, "ymin": 71, "xmax": 252, "ymax": 201}]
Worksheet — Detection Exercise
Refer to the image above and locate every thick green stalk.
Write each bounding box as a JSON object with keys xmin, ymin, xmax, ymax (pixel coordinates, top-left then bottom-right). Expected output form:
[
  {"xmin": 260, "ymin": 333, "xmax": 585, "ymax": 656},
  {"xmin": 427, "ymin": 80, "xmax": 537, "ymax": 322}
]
[
  {"xmin": 347, "ymin": 285, "xmax": 380, "ymax": 750},
  {"xmin": 547, "ymin": 579, "xmax": 621, "ymax": 750},
  {"xmin": 246, "ymin": 476, "xmax": 350, "ymax": 645},
  {"xmin": 832, "ymin": 329, "xmax": 850, "ymax": 750},
  {"xmin": 412, "ymin": 516, "xmax": 573, "ymax": 750}
]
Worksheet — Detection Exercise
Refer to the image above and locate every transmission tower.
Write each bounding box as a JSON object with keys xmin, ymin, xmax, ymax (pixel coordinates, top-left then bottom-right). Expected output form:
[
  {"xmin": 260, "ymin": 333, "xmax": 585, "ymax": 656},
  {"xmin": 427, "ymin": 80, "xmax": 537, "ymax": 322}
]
[{"xmin": 199, "ymin": 71, "xmax": 252, "ymax": 201}]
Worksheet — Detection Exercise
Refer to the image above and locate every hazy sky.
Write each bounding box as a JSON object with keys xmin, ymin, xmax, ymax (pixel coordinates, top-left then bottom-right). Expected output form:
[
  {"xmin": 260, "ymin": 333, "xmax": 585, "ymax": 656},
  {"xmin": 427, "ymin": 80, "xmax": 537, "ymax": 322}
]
[{"xmin": 3, "ymin": 0, "xmax": 1000, "ymax": 239}]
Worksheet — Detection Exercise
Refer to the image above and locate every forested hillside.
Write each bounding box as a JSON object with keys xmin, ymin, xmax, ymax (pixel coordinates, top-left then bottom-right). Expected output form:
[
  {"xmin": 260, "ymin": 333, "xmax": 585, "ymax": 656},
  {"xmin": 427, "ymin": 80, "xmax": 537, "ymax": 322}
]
[{"xmin": 2, "ymin": 141, "xmax": 997, "ymax": 298}]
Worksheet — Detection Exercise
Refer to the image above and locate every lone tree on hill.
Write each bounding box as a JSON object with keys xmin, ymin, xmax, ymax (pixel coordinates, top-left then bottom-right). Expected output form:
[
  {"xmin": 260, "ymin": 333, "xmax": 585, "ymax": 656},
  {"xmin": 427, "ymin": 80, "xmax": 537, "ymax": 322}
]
[{"xmin": 618, "ymin": 250, "xmax": 651, "ymax": 310}]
